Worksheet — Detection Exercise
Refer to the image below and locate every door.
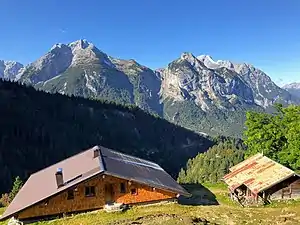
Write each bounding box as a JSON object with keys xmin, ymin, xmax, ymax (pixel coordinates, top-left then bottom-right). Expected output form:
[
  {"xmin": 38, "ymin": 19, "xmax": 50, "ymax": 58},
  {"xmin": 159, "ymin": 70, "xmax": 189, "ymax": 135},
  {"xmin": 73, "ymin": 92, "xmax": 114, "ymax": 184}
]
[{"xmin": 105, "ymin": 183, "xmax": 114, "ymax": 204}]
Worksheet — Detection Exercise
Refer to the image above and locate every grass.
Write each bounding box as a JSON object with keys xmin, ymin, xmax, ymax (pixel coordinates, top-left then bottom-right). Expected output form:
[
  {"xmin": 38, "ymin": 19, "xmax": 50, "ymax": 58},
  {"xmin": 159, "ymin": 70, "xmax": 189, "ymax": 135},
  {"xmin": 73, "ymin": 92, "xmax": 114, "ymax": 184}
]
[
  {"xmin": 0, "ymin": 207, "xmax": 6, "ymax": 225},
  {"xmin": 0, "ymin": 207, "xmax": 5, "ymax": 216},
  {"xmin": 1, "ymin": 185, "xmax": 300, "ymax": 224}
]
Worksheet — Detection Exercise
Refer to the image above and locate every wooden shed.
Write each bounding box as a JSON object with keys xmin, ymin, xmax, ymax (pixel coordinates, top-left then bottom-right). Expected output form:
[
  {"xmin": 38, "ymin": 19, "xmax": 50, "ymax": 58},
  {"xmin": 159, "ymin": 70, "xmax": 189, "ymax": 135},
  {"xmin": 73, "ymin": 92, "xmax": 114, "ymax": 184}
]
[
  {"xmin": 0, "ymin": 146, "xmax": 190, "ymax": 222},
  {"xmin": 223, "ymin": 153, "xmax": 300, "ymax": 206}
]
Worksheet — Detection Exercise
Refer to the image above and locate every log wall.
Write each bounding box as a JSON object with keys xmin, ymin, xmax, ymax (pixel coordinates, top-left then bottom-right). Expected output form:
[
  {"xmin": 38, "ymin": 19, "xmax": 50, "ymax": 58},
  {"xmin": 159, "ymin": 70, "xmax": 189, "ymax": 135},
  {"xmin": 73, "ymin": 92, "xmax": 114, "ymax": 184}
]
[
  {"xmin": 268, "ymin": 176, "xmax": 300, "ymax": 200},
  {"xmin": 17, "ymin": 174, "xmax": 176, "ymax": 219}
]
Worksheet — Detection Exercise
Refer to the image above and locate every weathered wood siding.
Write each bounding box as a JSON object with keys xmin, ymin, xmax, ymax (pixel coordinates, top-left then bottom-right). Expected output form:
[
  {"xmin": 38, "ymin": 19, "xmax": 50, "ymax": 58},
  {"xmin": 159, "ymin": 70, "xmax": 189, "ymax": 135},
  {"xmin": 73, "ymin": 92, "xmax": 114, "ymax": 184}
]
[
  {"xmin": 17, "ymin": 174, "xmax": 176, "ymax": 219},
  {"xmin": 269, "ymin": 176, "xmax": 300, "ymax": 200}
]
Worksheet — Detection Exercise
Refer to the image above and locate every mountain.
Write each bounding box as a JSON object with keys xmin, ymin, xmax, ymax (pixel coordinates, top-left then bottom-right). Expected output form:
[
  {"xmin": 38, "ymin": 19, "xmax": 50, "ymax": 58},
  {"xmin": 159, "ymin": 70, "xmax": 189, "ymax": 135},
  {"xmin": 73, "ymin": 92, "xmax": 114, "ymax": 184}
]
[
  {"xmin": 0, "ymin": 80, "xmax": 213, "ymax": 194},
  {"xmin": 159, "ymin": 53, "xmax": 298, "ymax": 136},
  {"xmin": 0, "ymin": 60, "xmax": 24, "ymax": 80},
  {"xmin": 197, "ymin": 55, "xmax": 296, "ymax": 108},
  {"xmin": 17, "ymin": 39, "xmax": 162, "ymax": 115},
  {"xmin": 6, "ymin": 40, "xmax": 300, "ymax": 137},
  {"xmin": 283, "ymin": 82, "xmax": 300, "ymax": 98}
]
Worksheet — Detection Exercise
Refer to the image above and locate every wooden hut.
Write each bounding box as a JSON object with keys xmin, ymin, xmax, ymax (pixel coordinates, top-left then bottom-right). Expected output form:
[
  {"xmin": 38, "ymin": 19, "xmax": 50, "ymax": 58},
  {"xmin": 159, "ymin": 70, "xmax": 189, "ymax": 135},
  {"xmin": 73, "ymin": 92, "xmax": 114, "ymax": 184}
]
[
  {"xmin": 0, "ymin": 146, "xmax": 190, "ymax": 222},
  {"xmin": 223, "ymin": 153, "xmax": 300, "ymax": 205}
]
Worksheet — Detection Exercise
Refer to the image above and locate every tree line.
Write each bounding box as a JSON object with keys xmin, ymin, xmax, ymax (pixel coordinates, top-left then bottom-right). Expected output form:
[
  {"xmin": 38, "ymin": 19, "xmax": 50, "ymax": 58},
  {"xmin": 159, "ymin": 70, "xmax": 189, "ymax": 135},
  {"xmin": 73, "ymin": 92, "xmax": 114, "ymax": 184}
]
[
  {"xmin": 178, "ymin": 104, "xmax": 300, "ymax": 184},
  {"xmin": 177, "ymin": 138, "xmax": 245, "ymax": 184}
]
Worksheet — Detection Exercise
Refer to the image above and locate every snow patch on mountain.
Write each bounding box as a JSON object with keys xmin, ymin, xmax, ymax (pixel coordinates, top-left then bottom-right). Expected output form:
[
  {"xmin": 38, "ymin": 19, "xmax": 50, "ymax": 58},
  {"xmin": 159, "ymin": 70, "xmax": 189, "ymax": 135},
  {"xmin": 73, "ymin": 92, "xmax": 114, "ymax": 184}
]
[{"xmin": 197, "ymin": 55, "xmax": 220, "ymax": 69}]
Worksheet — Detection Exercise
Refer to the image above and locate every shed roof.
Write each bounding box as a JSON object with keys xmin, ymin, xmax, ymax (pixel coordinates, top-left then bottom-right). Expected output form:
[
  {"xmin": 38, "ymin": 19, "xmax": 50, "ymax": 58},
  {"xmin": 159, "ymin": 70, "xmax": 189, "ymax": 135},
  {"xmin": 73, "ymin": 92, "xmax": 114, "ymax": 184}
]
[
  {"xmin": 223, "ymin": 153, "xmax": 296, "ymax": 194},
  {"xmin": 0, "ymin": 146, "xmax": 189, "ymax": 221}
]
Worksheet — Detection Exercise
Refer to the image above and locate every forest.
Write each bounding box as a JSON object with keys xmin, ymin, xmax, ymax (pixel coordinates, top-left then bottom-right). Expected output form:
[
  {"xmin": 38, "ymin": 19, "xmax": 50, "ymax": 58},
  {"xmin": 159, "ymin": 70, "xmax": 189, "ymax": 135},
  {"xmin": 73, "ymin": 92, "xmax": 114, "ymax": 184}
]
[
  {"xmin": 0, "ymin": 80, "xmax": 214, "ymax": 194},
  {"xmin": 177, "ymin": 138, "xmax": 245, "ymax": 184},
  {"xmin": 178, "ymin": 104, "xmax": 300, "ymax": 184}
]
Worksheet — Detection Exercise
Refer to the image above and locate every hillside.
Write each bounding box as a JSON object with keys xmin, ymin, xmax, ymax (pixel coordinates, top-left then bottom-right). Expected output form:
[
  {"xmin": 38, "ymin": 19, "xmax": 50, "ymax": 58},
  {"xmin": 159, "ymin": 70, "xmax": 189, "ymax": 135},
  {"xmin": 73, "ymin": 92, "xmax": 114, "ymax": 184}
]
[
  {"xmin": 0, "ymin": 80, "xmax": 213, "ymax": 194},
  {"xmin": 2, "ymin": 40, "xmax": 299, "ymax": 137}
]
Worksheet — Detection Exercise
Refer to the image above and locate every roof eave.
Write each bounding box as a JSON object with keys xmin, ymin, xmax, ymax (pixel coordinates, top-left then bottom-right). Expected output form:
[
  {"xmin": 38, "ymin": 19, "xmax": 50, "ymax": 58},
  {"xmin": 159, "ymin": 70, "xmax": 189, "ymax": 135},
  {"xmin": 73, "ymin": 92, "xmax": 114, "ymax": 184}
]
[{"xmin": 254, "ymin": 173, "xmax": 296, "ymax": 194}]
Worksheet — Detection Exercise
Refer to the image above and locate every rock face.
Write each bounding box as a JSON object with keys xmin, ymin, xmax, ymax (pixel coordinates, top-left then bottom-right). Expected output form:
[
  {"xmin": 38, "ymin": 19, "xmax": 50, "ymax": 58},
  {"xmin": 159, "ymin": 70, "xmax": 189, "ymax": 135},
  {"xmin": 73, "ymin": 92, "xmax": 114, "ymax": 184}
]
[
  {"xmin": 159, "ymin": 53, "xmax": 299, "ymax": 136},
  {"xmin": 3, "ymin": 41, "xmax": 299, "ymax": 137},
  {"xmin": 283, "ymin": 82, "xmax": 300, "ymax": 98},
  {"xmin": 196, "ymin": 55, "xmax": 296, "ymax": 109},
  {"xmin": 160, "ymin": 53, "xmax": 255, "ymax": 111},
  {"xmin": 0, "ymin": 60, "xmax": 24, "ymax": 80}
]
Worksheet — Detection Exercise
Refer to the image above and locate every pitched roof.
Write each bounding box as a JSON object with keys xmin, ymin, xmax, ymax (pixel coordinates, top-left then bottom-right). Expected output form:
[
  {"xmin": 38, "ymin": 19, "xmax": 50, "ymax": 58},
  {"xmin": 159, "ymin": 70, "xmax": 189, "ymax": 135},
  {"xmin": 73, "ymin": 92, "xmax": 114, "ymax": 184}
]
[
  {"xmin": 223, "ymin": 153, "xmax": 296, "ymax": 194},
  {"xmin": 1, "ymin": 146, "xmax": 189, "ymax": 221}
]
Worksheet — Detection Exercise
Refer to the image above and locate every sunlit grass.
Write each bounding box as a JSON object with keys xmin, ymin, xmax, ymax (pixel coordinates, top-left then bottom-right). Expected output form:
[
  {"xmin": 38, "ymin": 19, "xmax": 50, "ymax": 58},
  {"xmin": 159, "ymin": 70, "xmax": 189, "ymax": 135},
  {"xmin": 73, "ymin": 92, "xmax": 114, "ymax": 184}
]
[{"xmin": 0, "ymin": 207, "xmax": 6, "ymax": 225}]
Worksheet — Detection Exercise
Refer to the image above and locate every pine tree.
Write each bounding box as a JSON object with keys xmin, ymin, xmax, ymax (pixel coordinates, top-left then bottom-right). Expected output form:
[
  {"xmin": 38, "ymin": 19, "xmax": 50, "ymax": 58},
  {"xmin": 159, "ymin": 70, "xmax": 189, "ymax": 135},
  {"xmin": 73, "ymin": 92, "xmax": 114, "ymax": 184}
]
[{"xmin": 9, "ymin": 176, "xmax": 23, "ymax": 201}]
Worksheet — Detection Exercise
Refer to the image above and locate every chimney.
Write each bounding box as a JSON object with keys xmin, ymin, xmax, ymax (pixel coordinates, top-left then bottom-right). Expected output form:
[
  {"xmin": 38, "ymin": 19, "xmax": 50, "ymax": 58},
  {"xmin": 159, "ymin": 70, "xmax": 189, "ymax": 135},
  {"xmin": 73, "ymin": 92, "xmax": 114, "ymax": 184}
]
[
  {"xmin": 55, "ymin": 168, "xmax": 64, "ymax": 188},
  {"xmin": 93, "ymin": 146, "xmax": 100, "ymax": 158}
]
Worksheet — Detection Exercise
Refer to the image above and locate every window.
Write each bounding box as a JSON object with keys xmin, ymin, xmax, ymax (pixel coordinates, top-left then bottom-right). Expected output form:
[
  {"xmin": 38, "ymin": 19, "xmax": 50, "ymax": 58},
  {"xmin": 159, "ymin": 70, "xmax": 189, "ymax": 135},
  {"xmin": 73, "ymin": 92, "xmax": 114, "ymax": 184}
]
[
  {"xmin": 39, "ymin": 199, "xmax": 49, "ymax": 208},
  {"xmin": 85, "ymin": 186, "xmax": 96, "ymax": 197},
  {"xmin": 130, "ymin": 188, "xmax": 137, "ymax": 195},
  {"xmin": 67, "ymin": 189, "xmax": 74, "ymax": 200},
  {"xmin": 120, "ymin": 183, "xmax": 126, "ymax": 193}
]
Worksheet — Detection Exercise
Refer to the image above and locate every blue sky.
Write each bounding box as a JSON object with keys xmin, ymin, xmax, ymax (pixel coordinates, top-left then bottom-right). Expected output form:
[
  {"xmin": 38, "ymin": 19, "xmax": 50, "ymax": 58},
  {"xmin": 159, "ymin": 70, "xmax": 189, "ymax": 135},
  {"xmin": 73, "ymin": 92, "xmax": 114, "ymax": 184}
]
[{"xmin": 0, "ymin": 0, "xmax": 300, "ymax": 85}]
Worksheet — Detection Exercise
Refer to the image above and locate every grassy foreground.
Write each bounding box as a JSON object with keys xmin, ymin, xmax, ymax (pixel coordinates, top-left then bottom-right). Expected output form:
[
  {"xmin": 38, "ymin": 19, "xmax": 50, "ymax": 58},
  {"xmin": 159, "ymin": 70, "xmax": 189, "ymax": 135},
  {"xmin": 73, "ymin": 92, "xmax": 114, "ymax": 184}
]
[{"xmin": 1, "ymin": 184, "xmax": 300, "ymax": 225}]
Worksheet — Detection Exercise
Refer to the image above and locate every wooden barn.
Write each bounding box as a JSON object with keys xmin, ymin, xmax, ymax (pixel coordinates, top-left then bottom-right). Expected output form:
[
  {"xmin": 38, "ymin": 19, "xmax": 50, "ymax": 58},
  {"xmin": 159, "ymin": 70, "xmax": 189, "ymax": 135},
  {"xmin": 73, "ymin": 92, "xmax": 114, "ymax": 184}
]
[
  {"xmin": 223, "ymin": 153, "xmax": 300, "ymax": 206},
  {"xmin": 0, "ymin": 146, "xmax": 190, "ymax": 222}
]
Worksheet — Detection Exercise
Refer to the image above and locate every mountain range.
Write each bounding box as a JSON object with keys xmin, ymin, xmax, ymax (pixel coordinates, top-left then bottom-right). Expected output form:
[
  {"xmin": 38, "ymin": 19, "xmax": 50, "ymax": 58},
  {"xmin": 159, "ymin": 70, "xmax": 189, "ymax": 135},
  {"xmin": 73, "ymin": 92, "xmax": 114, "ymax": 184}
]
[
  {"xmin": 283, "ymin": 82, "xmax": 300, "ymax": 98},
  {"xmin": 2, "ymin": 39, "xmax": 299, "ymax": 137}
]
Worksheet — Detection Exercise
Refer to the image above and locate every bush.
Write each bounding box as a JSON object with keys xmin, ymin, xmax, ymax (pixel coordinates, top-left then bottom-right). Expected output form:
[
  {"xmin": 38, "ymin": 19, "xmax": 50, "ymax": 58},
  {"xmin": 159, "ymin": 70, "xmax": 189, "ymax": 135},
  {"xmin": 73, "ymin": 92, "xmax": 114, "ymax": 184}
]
[{"xmin": 0, "ymin": 193, "xmax": 10, "ymax": 207}]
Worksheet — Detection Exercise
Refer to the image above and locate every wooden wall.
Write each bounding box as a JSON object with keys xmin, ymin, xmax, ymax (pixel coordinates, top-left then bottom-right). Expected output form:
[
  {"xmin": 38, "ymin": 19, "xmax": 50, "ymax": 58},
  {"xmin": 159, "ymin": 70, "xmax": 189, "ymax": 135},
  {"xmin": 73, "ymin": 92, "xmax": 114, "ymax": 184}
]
[
  {"xmin": 17, "ymin": 174, "xmax": 176, "ymax": 220},
  {"xmin": 267, "ymin": 176, "xmax": 300, "ymax": 200}
]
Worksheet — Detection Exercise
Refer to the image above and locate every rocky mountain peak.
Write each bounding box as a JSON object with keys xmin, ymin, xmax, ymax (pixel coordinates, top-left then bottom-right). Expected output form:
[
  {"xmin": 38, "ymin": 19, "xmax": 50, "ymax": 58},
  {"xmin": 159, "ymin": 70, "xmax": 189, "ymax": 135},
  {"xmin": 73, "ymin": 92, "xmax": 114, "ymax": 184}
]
[
  {"xmin": 68, "ymin": 39, "xmax": 92, "ymax": 50},
  {"xmin": 180, "ymin": 52, "xmax": 195, "ymax": 60},
  {"xmin": 283, "ymin": 82, "xmax": 300, "ymax": 89},
  {"xmin": 50, "ymin": 43, "xmax": 68, "ymax": 51},
  {"xmin": 283, "ymin": 82, "xmax": 300, "ymax": 98},
  {"xmin": 178, "ymin": 52, "xmax": 206, "ymax": 72},
  {"xmin": 197, "ymin": 55, "xmax": 220, "ymax": 69},
  {"xmin": 0, "ymin": 60, "xmax": 24, "ymax": 80}
]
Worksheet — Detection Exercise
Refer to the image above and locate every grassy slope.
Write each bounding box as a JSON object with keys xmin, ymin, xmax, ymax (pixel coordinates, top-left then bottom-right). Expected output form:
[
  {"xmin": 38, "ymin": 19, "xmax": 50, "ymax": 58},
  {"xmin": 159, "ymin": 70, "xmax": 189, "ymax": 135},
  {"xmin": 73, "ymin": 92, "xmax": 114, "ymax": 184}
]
[
  {"xmin": 0, "ymin": 208, "xmax": 5, "ymax": 225},
  {"xmin": 1, "ymin": 185, "xmax": 300, "ymax": 225}
]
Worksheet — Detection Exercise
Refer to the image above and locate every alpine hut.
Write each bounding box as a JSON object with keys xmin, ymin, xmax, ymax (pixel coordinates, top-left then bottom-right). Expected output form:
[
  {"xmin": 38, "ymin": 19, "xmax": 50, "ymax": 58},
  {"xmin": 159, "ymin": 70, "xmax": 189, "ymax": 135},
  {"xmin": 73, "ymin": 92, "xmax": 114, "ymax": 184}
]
[
  {"xmin": 0, "ymin": 146, "xmax": 190, "ymax": 221},
  {"xmin": 223, "ymin": 153, "xmax": 300, "ymax": 205}
]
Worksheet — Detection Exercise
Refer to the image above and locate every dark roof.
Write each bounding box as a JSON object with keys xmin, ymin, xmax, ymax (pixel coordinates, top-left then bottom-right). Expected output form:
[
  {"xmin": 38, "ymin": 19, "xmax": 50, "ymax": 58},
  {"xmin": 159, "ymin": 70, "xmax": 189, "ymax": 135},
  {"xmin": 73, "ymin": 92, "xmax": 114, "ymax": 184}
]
[
  {"xmin": 0, "ymin": 146, "xmax": 189, "ymax": 221},
  {"xmin": 223, "ymin": 153, "xmax": 296, "ymax": 194}
]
